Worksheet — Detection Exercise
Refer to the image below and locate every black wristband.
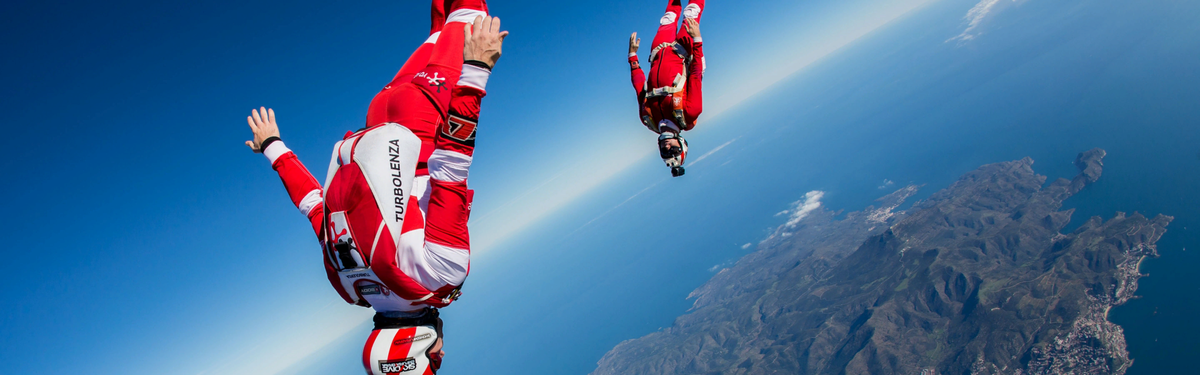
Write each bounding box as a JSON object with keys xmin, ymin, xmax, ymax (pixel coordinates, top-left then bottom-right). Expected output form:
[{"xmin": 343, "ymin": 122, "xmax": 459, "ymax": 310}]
[
  {"xmin": 464, "ymin": 60, "xmax": 493, "ymax": 71},
  {"xmin": 259, "ymin": 136, "xmax": 281, "ymax": 153}
]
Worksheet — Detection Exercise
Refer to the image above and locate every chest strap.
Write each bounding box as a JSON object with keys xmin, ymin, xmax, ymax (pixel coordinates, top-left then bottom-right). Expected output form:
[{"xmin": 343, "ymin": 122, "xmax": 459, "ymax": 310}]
[
  {"xmin": 643, "ymin": 73, "xmax": 688, "ymax": 99},
  {"xmin": 649, "ymin": 41, "xmax": 691, "ymax": 63}
]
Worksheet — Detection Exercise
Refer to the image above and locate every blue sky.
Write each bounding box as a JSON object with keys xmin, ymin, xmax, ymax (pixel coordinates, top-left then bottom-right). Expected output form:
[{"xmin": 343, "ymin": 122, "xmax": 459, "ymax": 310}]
[{"xmin": 2, "ymin": 0, "xmax": 1106, "ymax": 373}]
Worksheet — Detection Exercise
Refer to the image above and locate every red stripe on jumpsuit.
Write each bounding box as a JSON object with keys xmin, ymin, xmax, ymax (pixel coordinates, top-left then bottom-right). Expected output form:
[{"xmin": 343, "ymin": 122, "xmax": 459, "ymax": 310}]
[{"xmin": 362, "ymin": 329, "xmax": 382, "ymax": 371}]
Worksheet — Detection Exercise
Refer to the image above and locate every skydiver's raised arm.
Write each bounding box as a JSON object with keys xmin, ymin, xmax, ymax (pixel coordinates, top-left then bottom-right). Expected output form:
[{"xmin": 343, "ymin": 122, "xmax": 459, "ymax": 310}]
[
  {"xmin": 682, "ymin": 18, "xmax": 704, "ymax": 130},
  {"xmin": 244, "ymin": 107, "xmax": 354, "ymax": 304},
  {"xmin": 244, "ymin": 107, "xmax": 324, "ymax": 238},
  {"xmin": 628, "ymin": 32, "xmax": 646, "ymax": 99}
]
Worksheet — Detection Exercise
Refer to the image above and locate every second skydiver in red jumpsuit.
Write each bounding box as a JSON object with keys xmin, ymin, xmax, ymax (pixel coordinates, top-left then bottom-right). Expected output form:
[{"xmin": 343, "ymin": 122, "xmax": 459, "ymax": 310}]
[{"xmin": 629, "ymin": 0, "xmax": 706, "ymax": 177}]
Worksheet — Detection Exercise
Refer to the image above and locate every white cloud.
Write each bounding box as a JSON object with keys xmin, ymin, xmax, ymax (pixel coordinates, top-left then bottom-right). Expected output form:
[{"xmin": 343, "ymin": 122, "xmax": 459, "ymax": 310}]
[
  {"xmin": 785, "ymin": 190, "xmax": 825, "ymax": 227},
  {"xmin": 759, "ymin": 233, "xmax": 775, "ymax": 244},
  {"xmin": 687, "ymin": 137, "xmax": 739, "ymax": 167},
  {"xmin": 741, "ymin": 243, "xmax": 752, "ymax": 250},
  {"xmin": 948, "ymin": 0, "xmax": 1020, "ymax": 44},
  {"xmin": 878, "ymin": 179, "xmax": 895, "ymax": 189},
  {"xmin": 566, "ymin": 180, "xmax": 662, "ymax": 236}
]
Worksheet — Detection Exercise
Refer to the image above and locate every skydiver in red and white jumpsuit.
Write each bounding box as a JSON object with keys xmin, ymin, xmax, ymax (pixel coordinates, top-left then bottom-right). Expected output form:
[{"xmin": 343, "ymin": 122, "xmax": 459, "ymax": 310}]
[
  {"xmin": 242, "ymin": 2, "xmax": 505, "ymax": 373},
  {"xmin": 629, "ymin": 0, "xmax": 705, "ymax": 177}
]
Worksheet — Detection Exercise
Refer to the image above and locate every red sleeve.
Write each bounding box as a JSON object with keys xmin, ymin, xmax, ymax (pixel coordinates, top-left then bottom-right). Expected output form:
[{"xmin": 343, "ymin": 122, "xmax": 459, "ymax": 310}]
[
  {"xmin": 266, "ymin": 144, "xmax": 355, "ymax": 305},
  {"xmin": 630, "ymin": 54, "xmax": 646, "ymax": 100},
  {"xmin": 269, "ymin": 150, "xmax": 324, "ymax": 237},
  {"xmin": 424, "ymin": 75, "xmax": 485, "ymax": 251},
  {"xmin": 683, "ymin": 42, "xmax": 704, "ymax": 131},
  {"xmin": 426, "ymin": 179, "xmax": 472, "ymax": 250},
  {"xmin": 630, "ymin": 54, "xmax": 654, "ymax": 130}
]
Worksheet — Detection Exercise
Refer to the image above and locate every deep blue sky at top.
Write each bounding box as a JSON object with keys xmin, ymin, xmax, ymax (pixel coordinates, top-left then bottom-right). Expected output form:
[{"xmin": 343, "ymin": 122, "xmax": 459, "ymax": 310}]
[{"xmin": 0, "ymin": 0, "xmax": 837, "ymax": 373}]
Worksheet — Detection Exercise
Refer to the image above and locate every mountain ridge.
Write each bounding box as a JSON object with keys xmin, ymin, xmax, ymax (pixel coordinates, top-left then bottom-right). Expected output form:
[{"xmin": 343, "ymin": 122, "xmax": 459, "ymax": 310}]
[{"xmin": 592, "ymin": 149, "xmax": 1171, "ymax": 375}]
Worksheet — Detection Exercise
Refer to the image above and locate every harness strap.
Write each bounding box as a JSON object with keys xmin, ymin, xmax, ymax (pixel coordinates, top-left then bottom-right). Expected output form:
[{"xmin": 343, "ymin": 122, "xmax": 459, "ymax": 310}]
[
  {"xmin": 643, "ymin": 73, "xmax": 688, "ymax": 98},
  {"xmin": 649, "ymin": 41, "xmax": 691, "ymax": 63},
  {"xmin": 443, "ymin": 285, "xmax": 463, "ymax": 304},
  {"xmin": 642, "ymin": 39, "xmax": 696, "ymax": 131},
  {"xmin": 373, "ymin": 308, "xmax": 443, "ymax": 337}
]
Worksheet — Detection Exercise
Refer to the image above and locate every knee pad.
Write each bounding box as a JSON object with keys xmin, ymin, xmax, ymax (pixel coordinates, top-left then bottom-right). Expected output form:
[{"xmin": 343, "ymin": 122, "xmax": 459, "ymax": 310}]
[
  {"xmin": 660, "ymin": 11, "xmax": 678, "ymax": 26},
  {"xmin": 683, "ymin": 3, "xmax": 702, "ymax": 19}
]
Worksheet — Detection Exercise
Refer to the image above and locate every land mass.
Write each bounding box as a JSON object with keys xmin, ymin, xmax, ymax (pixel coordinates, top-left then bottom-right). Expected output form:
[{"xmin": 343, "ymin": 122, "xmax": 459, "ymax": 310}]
[{"xmin": 592, "ymin": 149, "xmax": 1171, "ymax": 375}]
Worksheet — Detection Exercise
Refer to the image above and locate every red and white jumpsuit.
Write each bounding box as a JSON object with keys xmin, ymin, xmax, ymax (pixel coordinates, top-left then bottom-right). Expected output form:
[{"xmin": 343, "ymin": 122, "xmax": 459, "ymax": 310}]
[
  {"xmin": 263, "ymin": 2, "xmax": 489, "ymax": 373},
  {"xmin": 262, "ymin": 67, "xmax": 489, "ymax": 311},
  {"xmin": 262, "ymin": 0, "xmax": 488, "ymax": 313},
  {"xmin": 630, "ymin": 0, "xmax": 705, "ymax": 134},
  {"xmin": 264, "ymin": 67, "xmax": 488, "ymax": 375}
]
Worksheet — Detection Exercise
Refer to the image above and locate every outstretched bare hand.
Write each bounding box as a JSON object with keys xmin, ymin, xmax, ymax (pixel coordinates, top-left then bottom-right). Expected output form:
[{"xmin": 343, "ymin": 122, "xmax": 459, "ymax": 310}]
[
  {"xmin": 629, "ymin": 32, "xmax": 640, "ymax": 54},
  {"xmin": 684, "ymin": 18, "xmax": 701, "ymax": 40},
  {"xmin": 244, "ymin": 107, "xmax": 280, "ymax": 153},
  {"xmin": 463, "ymin": 16, "xmax": 509, "ymax": 68}
]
